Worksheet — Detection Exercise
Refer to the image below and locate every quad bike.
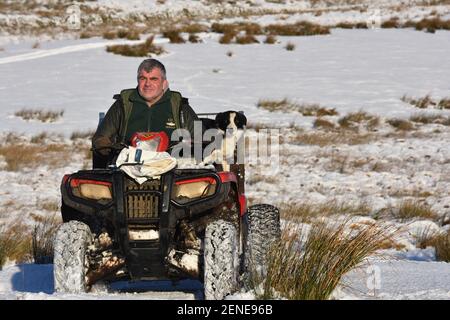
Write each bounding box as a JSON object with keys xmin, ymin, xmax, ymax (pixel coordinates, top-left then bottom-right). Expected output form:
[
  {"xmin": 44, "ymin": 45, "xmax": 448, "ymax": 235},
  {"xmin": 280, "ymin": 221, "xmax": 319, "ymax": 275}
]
[{"xmin": 54, "ymin": 112, "xmax": 281, "ymax": 300}]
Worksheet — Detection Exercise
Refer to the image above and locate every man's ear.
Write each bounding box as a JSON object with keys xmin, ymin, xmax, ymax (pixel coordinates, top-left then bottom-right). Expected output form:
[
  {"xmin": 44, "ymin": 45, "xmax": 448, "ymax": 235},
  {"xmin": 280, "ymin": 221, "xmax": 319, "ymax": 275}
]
[{"xmin": 163, "ymin": 79, "xmax": 169, "ymax": 91}]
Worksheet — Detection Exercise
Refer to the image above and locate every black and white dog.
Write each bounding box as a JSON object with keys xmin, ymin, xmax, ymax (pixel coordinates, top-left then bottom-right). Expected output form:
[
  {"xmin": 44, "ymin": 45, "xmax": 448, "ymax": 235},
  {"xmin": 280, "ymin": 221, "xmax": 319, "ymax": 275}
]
[{"xmin": 201, "ymin": 111, "xmax": 247, "ymax": 171}]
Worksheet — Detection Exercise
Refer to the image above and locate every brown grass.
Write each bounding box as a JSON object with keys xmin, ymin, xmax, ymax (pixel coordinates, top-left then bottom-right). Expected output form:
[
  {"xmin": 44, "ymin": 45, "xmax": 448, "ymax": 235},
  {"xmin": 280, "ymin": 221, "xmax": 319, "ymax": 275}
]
[
  {"xmin": 257, "ymin": 99, "xmax": 337, "ymax": 116},
  {"xmin": 236, "ymin": 33, "xmax": 260, "ymax": 44},
  {"xmin": 162, "ymin": 30, "xmax": 185, "ymax": 43},
  {"xmin": 254, "ymin": 220, "xmax": 393, "ymax": 300},
  {"xmin": 106, "ymin": 36, "xmax": 165, "ymax": 57},
  {"xmin": 32, "ymin": 215, "xmax": 60, "ymax": 264},
  {"xmin": 266, "ymin": 21, "xmax": 330, "ymax": 36},
  {"xmin": 264, "ymin": 35, "xmax": 277, "ymax": 44},
  {"xmin": 314, "ymin": 118, "xmax": 336, "ymax": 130},
  {"xmin": 386, "ymin": 118, "xmax": 415, "ymax": 131},
  {"xmin": 219, "ymin": 32, "xmax": 237, "ymax": 44},
  {"xmin": 285, "ymin": 42, "xmax": 296, "ymax": 51},
  {"xmin": 70, "ymin": 130, "xmax": 95, "ymax": 140},
  {"xmin": 291, "ymin": 131, "xmax": 374, "ymax": 147},
  {"xmin": 0, "ymin": 143, "xmax": 71, "ymax": 171},
  {"xmin": 410, "ymin": 113, "xmax": 450, "ymax": 126},
  {"xmin": 281, "ymin": 201, "xmax": 371, "ymax": 223},
  {"xmin": 402, "ymin": 94, "xmax": 450, "ymax": 110},
  {"xmin": 14, "ymin": 109, "xmax": 64, "ymax": 123},
  {"xmin": 417, "ymin": 228, "xmax": 450, "ymax": 262},
  {"xmin": 338, "ymin": 111, "xmax": 380, "ymax": 131},
  {"xmin": 396, "ymin": 200, "xmax": 437, "ymax": 221},
  {"xmin": 188, "ymin": 33, "xmax": 201, "ymax": 43},
  {"xmin": 0, "ymin": 222, "xmax": 32, "ymax": 268},
  {"xmin": 334, "ymin": 22, "xmax": 368, "ymax": 29}
]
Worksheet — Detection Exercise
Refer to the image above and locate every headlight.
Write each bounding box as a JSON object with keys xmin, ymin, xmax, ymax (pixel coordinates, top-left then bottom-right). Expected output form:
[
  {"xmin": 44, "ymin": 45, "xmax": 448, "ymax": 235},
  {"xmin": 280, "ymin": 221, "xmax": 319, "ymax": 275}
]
[
  {"xmin": 70, "ymin": 179, "xmax": 112, "ymax": 200},
  {"xmin": 172, "ymin": 177, "xmax": 217, "ymax": 204}
]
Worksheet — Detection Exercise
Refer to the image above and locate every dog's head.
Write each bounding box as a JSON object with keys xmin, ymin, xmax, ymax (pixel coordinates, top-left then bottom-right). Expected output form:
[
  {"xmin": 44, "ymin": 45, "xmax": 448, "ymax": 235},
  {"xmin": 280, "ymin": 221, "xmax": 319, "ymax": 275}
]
[{"xmin": 215, "ymin": 111, "xmax": 247, "ymax": 133}]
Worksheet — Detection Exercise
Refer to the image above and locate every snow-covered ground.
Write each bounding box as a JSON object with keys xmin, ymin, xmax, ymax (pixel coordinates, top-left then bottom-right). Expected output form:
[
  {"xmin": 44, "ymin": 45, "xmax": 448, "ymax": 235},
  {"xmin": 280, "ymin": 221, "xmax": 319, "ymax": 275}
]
[{"xmin": 0, "ymin": 0, "xmax": 449, "ymax": 300}]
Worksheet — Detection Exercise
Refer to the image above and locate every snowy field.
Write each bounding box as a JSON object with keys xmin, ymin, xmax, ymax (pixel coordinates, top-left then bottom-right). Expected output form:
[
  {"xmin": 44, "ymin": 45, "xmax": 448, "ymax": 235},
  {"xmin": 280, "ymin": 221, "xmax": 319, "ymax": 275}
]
[{"xmin": 0, "ymin": 0, "xmax": 450, "ymax": 300}]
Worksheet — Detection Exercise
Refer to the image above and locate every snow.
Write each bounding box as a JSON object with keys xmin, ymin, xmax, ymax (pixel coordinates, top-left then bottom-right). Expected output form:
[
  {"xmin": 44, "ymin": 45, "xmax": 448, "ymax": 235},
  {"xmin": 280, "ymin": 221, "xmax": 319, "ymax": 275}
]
[{"xmin": 0, "ymin": 0, "xmax": 450, "ymax": 300}]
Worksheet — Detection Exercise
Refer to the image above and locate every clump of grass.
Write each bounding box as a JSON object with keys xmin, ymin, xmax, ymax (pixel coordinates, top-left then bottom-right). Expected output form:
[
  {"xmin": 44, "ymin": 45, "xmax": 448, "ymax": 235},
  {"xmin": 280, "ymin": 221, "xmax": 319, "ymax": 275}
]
[
  {"xmin": 212, "ymin": 22, "xmax": 263, "ymax": 35},
  {"xmin": 414, "ymin": 17, "xmax": 450, "ymax": 32},
  {"xmin": 188, "ymin": 33, "xmax": 201, "ymax": 43},
  {"xmin": 410, "ymin": 113, "xmax": 450, "ymax": 125},
  {"xmin": 386, "ymin": 118, "xmax": 414, "ymax": 131},
  {"xmin": 417, "ymin": 228, "xmax": 450, "ymax": 262},
  {"xmin": 281, "ymin": 201, "xmax": 371, "ymax": 223},
  {"xmin": 291, "ymin": 131, "xmax": 374, "ymax": 147},
  {"xmin": 236, "ymin": 33, "xmax": 259, "ymax": 44},
  {"xmin": 162, "ymin": 30, "xmax": 185, "ymax": 43},
  {"xmin": 338, "ymin": 111, "xmax": 380, "ymax": 131},
  {"xmin": 265, "ymin": 21, "xmax": 330, "ymax": 36},
  {"xmin": 0, "ymin": 222, "xmax": 32, "ymax": 268},
  {"xmin": 285, "ymin": 42, "xmax": 296, "ymax": 51},
  {"xmin": 314, "ymin": 118, "xmax": 336, "ymax": 130},
  {"xmin": 30, "ymin": 131, "xmax": 49, "ymax": 144},
  {"xmin": 254, "ymin": 220, "xmax": 392, "ymax": 300},
  {"xmin": 334, "ymin": 22, "xmax": 368, "ymax": 29},
  {"xmin": 396, "ymin": 200, "xmax": 437, "ymax": 221},
  {"xmin": 381, "ymin": 17, "xmax": 401, "ymax": 28},
  {"xmin": 402, "ymin": 94, "xmax": 450, "ymax": 110},
  {"xmin": 106, "ymin": 36, "xmax": 165, "ymax": 57},
  {"xmin": 70, "ymin": 130, "xmax": 95, "ymax": 140},
  {"xmin": 264, "ymin": 35, "xmax": 277, "ymax": 44},
  {"xmin": 0, "ymin": 143, "xmax": 70, "ymax": 171},
  {"xmin": 32, "ymin": 215, "xmax": 60, "ymax": 264},
  {"xmin": 257, "ymin": 99, "xmax": 337, "ymax": 116},
  {"xmin": 219, "ymin": 32, "xmax": 237, "ymax": 44},
  {"xmin": 14, "ymin": 109, "xmax": 64, "ymax": 123},
  {"xmin": 178, "ymin": 24, "xmax": 208, "ymax": 34}
]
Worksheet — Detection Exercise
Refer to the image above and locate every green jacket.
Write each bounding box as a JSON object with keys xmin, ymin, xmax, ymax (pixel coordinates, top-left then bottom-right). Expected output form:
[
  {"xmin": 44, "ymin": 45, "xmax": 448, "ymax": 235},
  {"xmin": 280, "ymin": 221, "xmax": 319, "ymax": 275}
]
[{"xmin": 92, "ymin": 88, "xmax": 198, "ymax": 157}]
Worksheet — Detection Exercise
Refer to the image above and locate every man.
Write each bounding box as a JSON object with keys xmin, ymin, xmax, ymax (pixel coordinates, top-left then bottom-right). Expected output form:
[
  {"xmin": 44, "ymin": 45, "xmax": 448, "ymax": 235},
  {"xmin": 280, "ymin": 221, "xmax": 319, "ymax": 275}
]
[{"xmin": 92, "ymin": 59, "xmax": 198, "ymax": 168}]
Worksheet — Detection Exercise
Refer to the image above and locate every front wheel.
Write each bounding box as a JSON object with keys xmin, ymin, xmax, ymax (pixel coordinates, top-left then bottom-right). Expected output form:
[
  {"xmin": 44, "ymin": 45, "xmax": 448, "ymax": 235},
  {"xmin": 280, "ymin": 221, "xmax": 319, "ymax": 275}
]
[
  {"xmin": 53, "ymin": 221, "xmax": 93, "ymax": 293},
  {"xmin": 203, "ymin": 219, "xmax": 239, "ymax": 300}
]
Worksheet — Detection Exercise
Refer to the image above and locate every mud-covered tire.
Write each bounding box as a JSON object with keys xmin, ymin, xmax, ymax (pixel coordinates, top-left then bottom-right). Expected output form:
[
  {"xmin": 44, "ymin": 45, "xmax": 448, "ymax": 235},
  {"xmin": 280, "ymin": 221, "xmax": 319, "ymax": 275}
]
[
  {"xmin": 244, "ymin": 204, "xmax": 281, "ymax": 286},
  {"xmin": 54, "ymin": 221, "xmax": 93, "ymax": 293},
  {"xmin": 204, "ymin": 220, "xmax": 239, "ymax": 300}
]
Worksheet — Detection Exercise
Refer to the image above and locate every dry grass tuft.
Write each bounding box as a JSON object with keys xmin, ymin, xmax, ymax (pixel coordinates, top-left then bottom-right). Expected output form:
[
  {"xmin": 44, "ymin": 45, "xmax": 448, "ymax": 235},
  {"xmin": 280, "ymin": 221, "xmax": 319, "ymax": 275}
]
[
  {"xmin": 0, "ymin": 222, "xmax": 32, "ymax": 268},
  {"xmin": 396, "ymin": 199, "xmax": 437, "ymax": 221},
  {"xmin": 338, "ymin": 111, "xmax": 380, "ymax": 131},
  {"xmin": 402, "ymin": 94, "xmax": 450, "ymax": 110},
  {"xmin": 264, "ymin": 35, "xmax": 277, "ymax": 44},
  {"xmin": 32, "ymin": 215, "xmax": 60, "ymax": 264},
  {"xmin": 314, "ymin": 118, "xmax": 336, "ymax": 130},
  {"xmin": 0, "ymin": 143, "xmax": 71, "ymax": 171},
  {"xmin": 106, "ymin": 36, "xmax": 165, "ymax": 57},
  {"xmin": 14, "ymin": 109, "xmax": 64, "ymax": 123},
  {"xmin": 291, "ymin": 131, "xmax": 374, "ymax": 147},
  {"xmin": 70, "ymin": 130, "xmax": 95, "ymax": 140},
  {"xmin": 417, "ymin": 229, "xmax": 450, "ymax": 262},
  {"xmin": 254, "ymin": 220, "xmax": 392, "ymax": 300},
  {"xmin": 281, "ymin": 201, "xmax": 371, "ymax": 223},
  {"xmin": 386, "ymin": 118, "xmax": 415, "ymax": 131},
  {"xmin": 257, "ymin": 99, "xmax": 337, "ymax": 117},
  {"xmin": 188, "ymin": 33, "xmax": 201, "ymax": 43},
  {"xmin": 162, "ymin": 30, "xmax": 185, "ymax": 43},
  {"xmin": 266, "ymin": 21, "xmax": 330, "ymax": 36},
  {"xmin": 236, "ymin": 33, "xmax": 260, "ymax": 44},
  {"xmin": 285, "ymin": 42, "xmax": 296, "ymax": 51},
  {"xmin": 410, "ymin": 113, "xmax": 450, "ymax": 126}
]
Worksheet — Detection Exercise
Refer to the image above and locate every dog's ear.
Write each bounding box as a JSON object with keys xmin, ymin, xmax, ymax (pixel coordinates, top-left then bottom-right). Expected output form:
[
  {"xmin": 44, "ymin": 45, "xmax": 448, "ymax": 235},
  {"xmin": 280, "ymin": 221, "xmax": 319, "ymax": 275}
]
[
  {"xmin": 215, "ymin": 112, "xmax": 229, "ymax": 130},
  {"xmin": 235, "ymin": 112, "xmax": 247, "ymax": 128}
]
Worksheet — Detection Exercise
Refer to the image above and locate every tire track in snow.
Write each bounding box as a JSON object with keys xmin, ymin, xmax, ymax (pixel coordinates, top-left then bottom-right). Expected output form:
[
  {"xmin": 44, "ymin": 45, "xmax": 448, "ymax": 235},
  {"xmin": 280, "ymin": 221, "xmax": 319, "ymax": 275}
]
[{"xmin": 0, "ymin": 38, "xmax": 168, "ymax": 65}]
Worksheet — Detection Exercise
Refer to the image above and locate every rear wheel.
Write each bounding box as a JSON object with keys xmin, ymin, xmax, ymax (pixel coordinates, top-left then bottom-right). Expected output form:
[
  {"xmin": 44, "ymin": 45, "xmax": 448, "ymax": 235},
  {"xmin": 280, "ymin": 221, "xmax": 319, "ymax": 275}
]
[
  {"xmin": 54, "ymin": 221, "xmax": 93, "ymax": 293},
  {"xmin": 244, "ymin": 204, "xmax": 281, "ymax": 287},
  {"xmin": 204, "ymin": 219, "xmax": 239, "ymax": 300}
]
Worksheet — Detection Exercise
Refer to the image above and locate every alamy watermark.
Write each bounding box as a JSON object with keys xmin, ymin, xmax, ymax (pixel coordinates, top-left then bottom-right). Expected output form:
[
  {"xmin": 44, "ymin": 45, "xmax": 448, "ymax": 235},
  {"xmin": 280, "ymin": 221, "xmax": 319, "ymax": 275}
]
[{"xmin": 65, "ymin": 4, "xmax": 81, "ymax": 30}]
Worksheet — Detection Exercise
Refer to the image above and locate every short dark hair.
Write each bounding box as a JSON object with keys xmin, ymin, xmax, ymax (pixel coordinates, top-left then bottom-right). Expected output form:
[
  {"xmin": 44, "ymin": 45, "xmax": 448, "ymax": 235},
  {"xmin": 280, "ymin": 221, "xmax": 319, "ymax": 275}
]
[{"xmin": 137, "ymin": 59, "xmax": 167, "ymax": 80}]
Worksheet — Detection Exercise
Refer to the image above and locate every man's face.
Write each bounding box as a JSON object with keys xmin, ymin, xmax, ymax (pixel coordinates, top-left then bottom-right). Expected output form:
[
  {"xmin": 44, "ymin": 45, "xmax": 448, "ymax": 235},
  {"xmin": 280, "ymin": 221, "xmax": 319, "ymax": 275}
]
[{"xmin": 137, "ymin": 68, "xmax": 168, "ymax": 103}]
